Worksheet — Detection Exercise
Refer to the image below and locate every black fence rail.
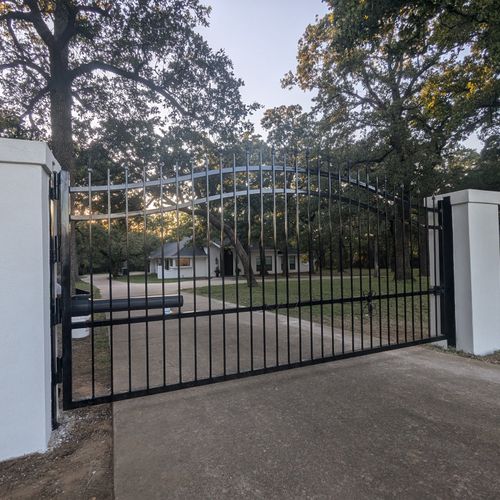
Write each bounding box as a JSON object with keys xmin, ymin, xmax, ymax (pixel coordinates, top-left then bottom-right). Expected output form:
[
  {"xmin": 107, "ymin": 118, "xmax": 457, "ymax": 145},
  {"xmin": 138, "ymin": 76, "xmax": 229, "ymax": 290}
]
[{"xmin": 60, "ymin": 152, "xmax": 447, "ymax": 408}]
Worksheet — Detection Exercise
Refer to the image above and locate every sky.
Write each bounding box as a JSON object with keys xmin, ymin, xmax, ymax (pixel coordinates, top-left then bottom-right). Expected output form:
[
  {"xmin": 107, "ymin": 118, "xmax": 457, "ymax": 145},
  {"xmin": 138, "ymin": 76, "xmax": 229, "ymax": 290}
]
[{"xmin": 200, "ymin": 0, "xmax": 328, "ymax": 137}]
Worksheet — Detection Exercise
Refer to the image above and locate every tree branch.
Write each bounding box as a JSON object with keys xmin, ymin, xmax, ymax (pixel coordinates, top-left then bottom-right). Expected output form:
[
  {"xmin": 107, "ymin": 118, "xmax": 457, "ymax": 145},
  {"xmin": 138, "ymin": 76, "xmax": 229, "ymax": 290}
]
[
  {"xmin": 76, "ymin": 4, "xmax": 111, "ymax": 17},
  {"xmin": 70, "ymin": 61, "xmax": 188, "ymax": 115},
  {"xmin": 350, "ymin": 146, "xmax": 394, "ymax": 167},
  {"xmin": 0, "ymin": 10, "xmax": 32, "ymax": 23},
  {"xmin": 6, "ymin": 16, "xmax": 26, "ymax": 55},
  {"xmin": 0, "ymin": 59, "xmax": 49, "ymax": 79},
  {"xmin": 19, "ymin": 85, "xmax": 49, "ymax": 119},
  {"xmin": 24, "ymin": 0, "xmax": 55, "ymax": 49}
]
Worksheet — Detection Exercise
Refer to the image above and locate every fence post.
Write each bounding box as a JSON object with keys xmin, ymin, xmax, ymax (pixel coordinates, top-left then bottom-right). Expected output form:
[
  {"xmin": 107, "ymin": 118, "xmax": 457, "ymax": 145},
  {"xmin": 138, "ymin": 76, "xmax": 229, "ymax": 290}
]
[{"xmin": 0, "ymin": 139, "xmax": 60, "ymax": 461}]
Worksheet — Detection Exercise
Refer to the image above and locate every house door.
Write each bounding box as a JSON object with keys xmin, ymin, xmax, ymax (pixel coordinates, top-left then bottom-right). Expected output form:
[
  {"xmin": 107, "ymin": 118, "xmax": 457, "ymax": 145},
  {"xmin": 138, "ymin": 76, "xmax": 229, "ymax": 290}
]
[{"xmin": 223, "ymin": 248, "xmax": 234, "ymax": 276}]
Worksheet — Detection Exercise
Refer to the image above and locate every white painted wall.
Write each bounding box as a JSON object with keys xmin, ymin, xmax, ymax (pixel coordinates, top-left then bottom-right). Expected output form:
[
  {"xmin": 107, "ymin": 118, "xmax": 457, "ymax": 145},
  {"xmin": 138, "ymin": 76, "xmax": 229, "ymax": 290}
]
[
  {"xmin": 207, "ymin": 245, "xmax": 222, "ymax": 276},
  {"xmin": 154, "ymin": 257, "xmax": 209, "ymax": 279},
  {"xmin": 0, "ymin": 139, "xmax": 59, "ymax": 461},
  {"xmin": 152, "ymin": 248, "xmax": 310, "ymax": 279},
  {"xmin": 250, "ymin": 251, "xmax": 309, "ymax": 275}
]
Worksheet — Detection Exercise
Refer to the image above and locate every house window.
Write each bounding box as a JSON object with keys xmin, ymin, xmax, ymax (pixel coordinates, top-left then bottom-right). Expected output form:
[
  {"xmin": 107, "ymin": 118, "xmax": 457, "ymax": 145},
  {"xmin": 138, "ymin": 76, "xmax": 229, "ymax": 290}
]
[
  {"xmin": 176, "ymin": 257, "xmax": 191, "ymax": 268},
  {"xmin": 164, "ymin": 259, "xmax": 170, "ymax": 270},
  {"xmin": 256, "ymin": 255, "xmax": 272, "ymax": 272},
  {"xmin": 288, "ymin": 256, "xmax": 296, "ymax": 271}
]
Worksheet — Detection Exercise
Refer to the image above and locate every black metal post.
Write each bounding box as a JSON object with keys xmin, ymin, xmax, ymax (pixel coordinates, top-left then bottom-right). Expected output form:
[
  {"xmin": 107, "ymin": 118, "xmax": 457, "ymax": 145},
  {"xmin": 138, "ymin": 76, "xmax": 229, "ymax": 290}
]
[
  {"xmin": 60, "ymin": 170, "xmax": 73, "ymax": 410},
  {"xmin": 439, "ymin": 197, "xmax": 456, "ymax": 346}
]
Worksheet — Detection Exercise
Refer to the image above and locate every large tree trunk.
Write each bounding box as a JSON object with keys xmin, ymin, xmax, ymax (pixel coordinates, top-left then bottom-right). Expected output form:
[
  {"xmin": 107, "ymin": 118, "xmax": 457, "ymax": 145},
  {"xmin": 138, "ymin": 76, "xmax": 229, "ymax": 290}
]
[
  {"xmin": 50, "ymin": 2, "xmax": 77, "ymax": 288},
  {"xmin": 393, "ymin": 209, "xmax": 412, "ymax": 281},
  {"xmin": 49, "ymin": 2, "xmax": 74, "ymax": 173},
  {"xmin": 49, "ymin": 80, "xmax": 73, "ymax": 172},
  {"xmin": 190, "ymin": 208, "xmax": 257, "ymax": 287}
]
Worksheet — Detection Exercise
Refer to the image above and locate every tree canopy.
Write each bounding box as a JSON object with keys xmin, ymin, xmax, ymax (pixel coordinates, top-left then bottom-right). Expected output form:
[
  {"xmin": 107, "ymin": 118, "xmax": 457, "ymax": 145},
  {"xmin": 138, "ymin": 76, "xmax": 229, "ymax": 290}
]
[
  {"xmin": 0, "ymin": 0, "xmax": 257, "ymax": 171},
  {"xmin": 282, "ymin": 0, "xmax": 499, "ymax": 194}
]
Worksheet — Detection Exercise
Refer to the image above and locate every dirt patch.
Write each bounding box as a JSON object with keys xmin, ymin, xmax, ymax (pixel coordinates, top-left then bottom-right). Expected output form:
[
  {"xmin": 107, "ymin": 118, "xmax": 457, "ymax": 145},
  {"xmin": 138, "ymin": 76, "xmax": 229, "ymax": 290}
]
[
  {"xmin": 0, "ymin": 405, "xmax": 113, "ymax": 499},
  {"xmin": 428, "ymin": 345, "xmax": 500, "ymax": 364}
]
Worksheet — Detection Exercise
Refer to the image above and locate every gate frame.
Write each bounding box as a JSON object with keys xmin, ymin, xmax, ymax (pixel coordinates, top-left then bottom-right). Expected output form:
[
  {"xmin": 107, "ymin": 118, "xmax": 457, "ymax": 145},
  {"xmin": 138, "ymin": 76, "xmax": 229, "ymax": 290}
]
[{"xmin": 60, "ymin": 162, "xmax": 451, "ymax": 409}]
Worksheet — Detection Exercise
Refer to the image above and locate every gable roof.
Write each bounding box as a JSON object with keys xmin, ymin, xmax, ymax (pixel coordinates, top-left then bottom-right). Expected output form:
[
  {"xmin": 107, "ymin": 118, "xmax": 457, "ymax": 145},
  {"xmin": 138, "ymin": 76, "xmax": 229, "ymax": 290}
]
[
  {"xmin": 149, "ymin": 237, "xmax": 207, "ymax": 259},
  {"xmin": 150, "ymin": 237, "xmax": 307, "ymax": 260}
]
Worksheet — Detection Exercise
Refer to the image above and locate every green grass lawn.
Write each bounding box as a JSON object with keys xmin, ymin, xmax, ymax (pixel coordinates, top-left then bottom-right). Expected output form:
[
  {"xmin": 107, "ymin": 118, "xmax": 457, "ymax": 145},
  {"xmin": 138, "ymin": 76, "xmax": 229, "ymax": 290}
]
[
  {"xmin": 75, "ymin": 279, "xmax": 102, "ymax": 298},
  {"xmin": 193, "ymin": 270, "xmax": 432, "ymax": 341}
]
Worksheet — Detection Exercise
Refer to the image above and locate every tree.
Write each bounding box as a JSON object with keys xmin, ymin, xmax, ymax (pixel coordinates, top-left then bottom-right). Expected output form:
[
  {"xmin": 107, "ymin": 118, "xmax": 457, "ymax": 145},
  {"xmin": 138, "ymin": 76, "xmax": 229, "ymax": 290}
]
[
  {"xmin": 261, "ymin": 105, "xmax": 314, "ymax": 151},
  {"xmin": 452, "ymin": 136, "xmax": 500, "ymax": 190},
  {"xmin": 0, "ymin": 0, "xmax": 256, "ymax": 171},
  {"xmin": 76, "ymin": 222, "xmax": 160, "ymax": 276},
  {"xmin": 285, "ymin": 2, "xmax": 463, "ymax": 191},
  {"xmin": 283, "ymin": 0, "xmax": 500, "ymax": 279},
  {"xmin": 305, "ymin": 0, "xmax": 500, "ymax": 147}
]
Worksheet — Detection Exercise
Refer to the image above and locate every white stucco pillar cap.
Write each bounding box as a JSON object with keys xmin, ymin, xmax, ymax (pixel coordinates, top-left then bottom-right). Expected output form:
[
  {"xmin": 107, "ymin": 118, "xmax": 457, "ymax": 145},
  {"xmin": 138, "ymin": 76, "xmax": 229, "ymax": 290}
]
[
  {"xmin": 0, "ymin": 138, "xmax": 61, "ymax": 175},
  {"xmin": 426, "ymin": 189, "xmax": 500, "ymax": 207}
]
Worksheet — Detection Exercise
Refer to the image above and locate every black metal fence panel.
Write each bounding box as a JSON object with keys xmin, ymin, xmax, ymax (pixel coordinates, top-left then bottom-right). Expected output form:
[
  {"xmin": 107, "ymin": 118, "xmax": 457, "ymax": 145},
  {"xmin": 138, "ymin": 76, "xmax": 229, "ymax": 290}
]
[{"xmin": 60, "ymin": 152, "xmax": 447, "ymax": 408}]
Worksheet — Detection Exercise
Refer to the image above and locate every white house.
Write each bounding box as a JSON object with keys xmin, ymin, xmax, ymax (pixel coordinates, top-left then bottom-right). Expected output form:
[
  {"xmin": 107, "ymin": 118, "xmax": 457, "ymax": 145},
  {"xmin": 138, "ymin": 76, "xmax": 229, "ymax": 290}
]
[{"xmin": 149, "ymin": 237, "xmax": 309, "ymax": 279}]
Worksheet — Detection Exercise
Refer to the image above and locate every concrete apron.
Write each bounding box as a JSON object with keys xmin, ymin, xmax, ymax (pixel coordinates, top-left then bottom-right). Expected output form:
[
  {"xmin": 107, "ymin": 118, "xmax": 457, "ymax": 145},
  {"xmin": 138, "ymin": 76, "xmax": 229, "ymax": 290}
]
[{"xmin": 113, "ymin": 347, "xmax": 500, "ymax": 499}]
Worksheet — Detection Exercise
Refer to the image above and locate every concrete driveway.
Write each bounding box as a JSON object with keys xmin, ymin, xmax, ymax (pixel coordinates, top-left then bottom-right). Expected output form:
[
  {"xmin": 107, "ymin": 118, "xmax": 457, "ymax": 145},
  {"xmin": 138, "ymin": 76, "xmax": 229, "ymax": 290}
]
[
  {"xmin": 113, "ymin": 346, "xmax": 500, "ymax": 499},
  {"xmin": 77, "ymin": 274, "xmax": 369, "ymax": 398}
]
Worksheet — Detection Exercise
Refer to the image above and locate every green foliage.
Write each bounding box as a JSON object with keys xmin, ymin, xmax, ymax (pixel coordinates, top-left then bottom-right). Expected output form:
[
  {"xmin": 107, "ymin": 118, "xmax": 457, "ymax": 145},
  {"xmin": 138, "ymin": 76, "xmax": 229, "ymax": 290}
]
[
  {"xmin": 76, "ymin": 222, "xmax": 159, "ymax": 276},
  {"xmin": 452, "ymin": 136, "xmax": 500, "ymax": 190},
  {"xmin": 0, "ymin": 0, "xmax": 257, "ymax": 169},
  {"xmin": 261, "ymin": 105, "xmax": 315, "ymax": 151},
  {"xmin": 283, "ymin": 0, "xmax": 499, "ymax": 195}
]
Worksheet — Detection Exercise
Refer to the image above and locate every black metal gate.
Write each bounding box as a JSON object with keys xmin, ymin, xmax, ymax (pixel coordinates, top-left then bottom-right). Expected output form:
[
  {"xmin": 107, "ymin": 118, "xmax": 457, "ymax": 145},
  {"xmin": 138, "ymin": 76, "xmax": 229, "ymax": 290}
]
[{"xmin": 59, "ymin": 153, "xmax": 452, "ymax": 409}]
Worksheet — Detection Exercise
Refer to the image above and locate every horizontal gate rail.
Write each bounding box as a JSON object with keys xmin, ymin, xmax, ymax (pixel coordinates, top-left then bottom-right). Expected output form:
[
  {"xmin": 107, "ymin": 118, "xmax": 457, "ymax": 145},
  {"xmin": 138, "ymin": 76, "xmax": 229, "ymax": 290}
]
[
  {"xmin": 67, "ymin": 335, "xmax": 446, "ymax": 409},
  {"xmin": 72, "ymin": 289, "xmax": 440, "ymax": 329},
  {"xmin": 69, "ymin": 164, "xmax": 380, "ymax": 194},
  {"xmin": 69, "ymin": 165, "xmax": 434, "ymax": 222}
]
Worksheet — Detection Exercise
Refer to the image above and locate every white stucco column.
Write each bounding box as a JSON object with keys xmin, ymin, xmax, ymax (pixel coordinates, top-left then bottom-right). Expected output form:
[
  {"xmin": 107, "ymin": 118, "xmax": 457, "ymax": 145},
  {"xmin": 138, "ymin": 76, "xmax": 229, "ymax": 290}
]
[
  {"xmin": 0, "ymin": 139, "xmax": 60, "ymax": 461},
  {"xmin": 447, "ymin": 190, "xmax": 500, "ymax": 355}
]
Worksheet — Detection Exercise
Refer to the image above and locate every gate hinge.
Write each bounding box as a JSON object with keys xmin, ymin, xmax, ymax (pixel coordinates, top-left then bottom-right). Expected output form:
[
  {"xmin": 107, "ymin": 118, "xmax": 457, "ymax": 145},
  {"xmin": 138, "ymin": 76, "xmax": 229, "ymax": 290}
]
[
  {"xmin": 50, "ymin": 235, "xmax": 60, "ymax": 263},
  {"xmin": 49, "ymin": 171, "xmax": 61, "ymax": 200},
  {"xmin": 53, "ymin": 356, "xmax": 63, "ymax": 384},
  {"xmin": 51, "ymin": 296, "xmax": 62, "ymax": 325},
  {"xmin": 430, "ymin": 285, "xmax": 444, "ymax": 295}
]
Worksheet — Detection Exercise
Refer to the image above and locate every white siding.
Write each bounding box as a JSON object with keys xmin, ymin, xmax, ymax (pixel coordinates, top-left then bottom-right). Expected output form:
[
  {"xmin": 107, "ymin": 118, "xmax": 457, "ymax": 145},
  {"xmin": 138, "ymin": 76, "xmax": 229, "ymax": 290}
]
[
  {"xmin": 154, "ymin": 257, "xmax": 209, "ymax": 279},
  {"xmin": 250, "ymin": 251, "xmax": 309, "ymax": 275},
  {"xmin": 150, "ymin": 245, "xmax": 309, "ymax": 278}
]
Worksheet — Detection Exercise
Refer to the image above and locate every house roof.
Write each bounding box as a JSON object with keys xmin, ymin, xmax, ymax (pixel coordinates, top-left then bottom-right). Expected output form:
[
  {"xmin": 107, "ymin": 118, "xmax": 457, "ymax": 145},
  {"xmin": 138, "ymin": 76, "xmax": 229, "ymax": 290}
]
[
  {"xmin": 150, "ymin": 237, "xmax": 305, "ymax": 259},
  {"xmin": 149, "ymin": 237, "xmax": 207, "ymax": 259}
]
